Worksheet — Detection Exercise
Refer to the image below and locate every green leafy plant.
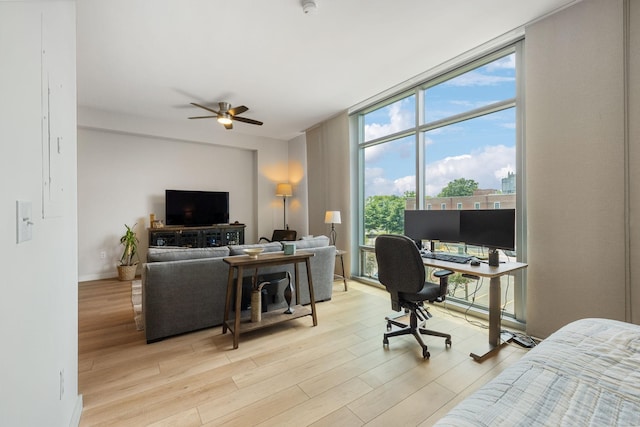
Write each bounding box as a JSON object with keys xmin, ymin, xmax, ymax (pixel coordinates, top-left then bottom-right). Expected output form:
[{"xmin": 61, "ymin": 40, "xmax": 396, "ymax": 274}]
[{"xmin": 119, "ymin": 223, "xmax": 139, "ymax": 266}]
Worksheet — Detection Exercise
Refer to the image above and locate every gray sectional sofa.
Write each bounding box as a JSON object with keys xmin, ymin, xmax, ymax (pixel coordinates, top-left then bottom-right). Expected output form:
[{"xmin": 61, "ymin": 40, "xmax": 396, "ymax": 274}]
[{"xmin": 142, "ymin": 236, "xmax": 336, "ymax": 343}]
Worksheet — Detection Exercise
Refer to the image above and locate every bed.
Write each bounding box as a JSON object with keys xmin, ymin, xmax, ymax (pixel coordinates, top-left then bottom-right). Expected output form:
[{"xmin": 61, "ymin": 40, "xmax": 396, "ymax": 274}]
[{"xmin": 435, "ymin": 318, "xmax": 640, "ymax": 426}]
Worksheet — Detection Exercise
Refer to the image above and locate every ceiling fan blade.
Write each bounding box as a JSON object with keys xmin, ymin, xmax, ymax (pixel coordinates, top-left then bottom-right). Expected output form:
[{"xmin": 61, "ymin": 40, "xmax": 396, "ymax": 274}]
[
  {"xmin": 188, "ymin": 115, "xmax": 216, "ymax": 119},
  {"xmin": 233, "ymin": 116, "xmax": 263, "ymax": 126},
  {"xmin": 224, "ymin": 122, "xmax": 233, "ymax": 130},
  {"xmin": 190, "ymin": 102, "xmax": 220, "ymax": 115},
  {"xmin": 229, "ymin": 105, "xmax": 248, "ymax": 116}
]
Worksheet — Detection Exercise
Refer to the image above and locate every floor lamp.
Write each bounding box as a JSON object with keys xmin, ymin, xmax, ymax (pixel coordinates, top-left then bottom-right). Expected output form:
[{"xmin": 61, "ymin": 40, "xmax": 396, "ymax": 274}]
[
  {"xmin": 324, "ymin": 210, "xmax": 341, "ymax": 246},
  {"xmin": 276, "ymin": 183, "xmax": 293, "ymax": 229}
]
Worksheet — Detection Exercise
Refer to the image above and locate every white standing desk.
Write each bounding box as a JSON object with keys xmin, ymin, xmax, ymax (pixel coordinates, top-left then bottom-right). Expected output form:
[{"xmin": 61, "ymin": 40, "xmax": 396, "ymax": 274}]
[{"xmin": 422, "ymin": 257, "xmax": 528, "ymax": 362}]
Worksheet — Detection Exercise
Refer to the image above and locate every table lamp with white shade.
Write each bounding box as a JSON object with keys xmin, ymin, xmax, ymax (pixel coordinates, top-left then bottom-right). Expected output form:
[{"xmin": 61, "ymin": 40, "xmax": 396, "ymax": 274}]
[{"xmin": 324, "ymin": 210, "xmax": 341, "ymax": 246}]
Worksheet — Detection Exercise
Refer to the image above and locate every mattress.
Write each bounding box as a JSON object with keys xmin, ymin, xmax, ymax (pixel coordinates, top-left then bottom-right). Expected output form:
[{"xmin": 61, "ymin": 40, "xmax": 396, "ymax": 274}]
[{"xmin": 435, "ymin": 318, "xmax": 640, "ymax": 426}]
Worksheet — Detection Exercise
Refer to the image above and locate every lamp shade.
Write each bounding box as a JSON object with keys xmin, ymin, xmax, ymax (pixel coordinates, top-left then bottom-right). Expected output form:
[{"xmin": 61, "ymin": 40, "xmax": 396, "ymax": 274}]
[
  {"xmin": 275, "ymin": 183, "xmax": 293, "ymax": 197},
  {"xmin": 324, "ymin": 210, "xmax": 341, "ymax": 224}
]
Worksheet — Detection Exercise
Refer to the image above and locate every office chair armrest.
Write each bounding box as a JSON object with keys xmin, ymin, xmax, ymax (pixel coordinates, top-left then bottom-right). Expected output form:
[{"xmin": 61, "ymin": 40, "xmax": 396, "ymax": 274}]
[
  {"xmin": 433, "ymin": 269, "xmax": 453, "ymax": 303},
  {"xmin": 433, "ymin": 269, "xmax": 453, "ymax": 278},
  {"xmin": 258, "ymin": 237, "xmax": 272, "ymax": 243}
]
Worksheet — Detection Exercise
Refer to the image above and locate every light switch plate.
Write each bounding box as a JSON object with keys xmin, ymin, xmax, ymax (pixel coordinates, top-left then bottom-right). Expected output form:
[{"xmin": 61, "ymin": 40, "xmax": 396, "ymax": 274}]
[{"xmin": 16, "ymin": 200, "xmax": 33, "ymax": 243}]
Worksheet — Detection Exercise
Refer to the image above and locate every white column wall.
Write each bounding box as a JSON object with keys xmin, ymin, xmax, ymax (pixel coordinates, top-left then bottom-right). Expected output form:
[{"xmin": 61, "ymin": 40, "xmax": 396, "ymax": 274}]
[{"xmin": 0, "ymin": 2, "xmax": 81, "ymax": 426}]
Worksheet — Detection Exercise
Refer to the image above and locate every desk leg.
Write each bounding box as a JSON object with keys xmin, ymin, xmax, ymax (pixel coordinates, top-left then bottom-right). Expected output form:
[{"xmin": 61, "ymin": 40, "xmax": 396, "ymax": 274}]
[
  {"xmin": 233, "ymin": 266, "xmax": 244, "ymax": 349},
  {"xmin": 305, "ymin": 258, "xmax": 318, "ymax": 326},
  {"xmin": 222, "ymin": 266, "xmax": 235, "ymax": 334},
  {"xmin": 470, "ymin": 275, "xmax": 507, "ymax": 362}
]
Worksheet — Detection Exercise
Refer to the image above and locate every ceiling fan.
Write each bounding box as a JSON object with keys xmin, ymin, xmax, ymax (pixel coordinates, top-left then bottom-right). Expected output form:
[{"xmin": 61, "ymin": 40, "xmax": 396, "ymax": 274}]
[{"xmin": 188, "ymin": 102, "xmax": 263, "ymax": 130}]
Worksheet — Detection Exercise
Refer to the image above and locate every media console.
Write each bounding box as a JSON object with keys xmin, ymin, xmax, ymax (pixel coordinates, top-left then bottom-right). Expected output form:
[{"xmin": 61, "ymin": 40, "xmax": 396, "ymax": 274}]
[{"xmin": 148, "ymin": 224, "xmax": 245, "ymax": 248}]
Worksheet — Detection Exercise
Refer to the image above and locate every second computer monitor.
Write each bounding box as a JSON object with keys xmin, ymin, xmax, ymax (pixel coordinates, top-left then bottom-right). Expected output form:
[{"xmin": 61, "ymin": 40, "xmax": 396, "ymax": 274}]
[{"xmin": 459, "ymin": 209, "xmax": 515, "ymax": 251}]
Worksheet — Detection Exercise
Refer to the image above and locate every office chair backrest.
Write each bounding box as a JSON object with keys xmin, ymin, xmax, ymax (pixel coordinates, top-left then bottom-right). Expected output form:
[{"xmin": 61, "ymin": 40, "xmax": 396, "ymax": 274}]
[
  {"xmin": 375, "ymin": 234, "xmax": 426, "ymax": 294},
  {"xmin": 271, "ymin": 229, "xmax": 297, "ymax": 241}
]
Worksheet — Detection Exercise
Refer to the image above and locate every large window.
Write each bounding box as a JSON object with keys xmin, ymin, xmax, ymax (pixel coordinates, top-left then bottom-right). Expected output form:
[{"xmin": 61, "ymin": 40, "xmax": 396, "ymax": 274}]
[{"xmin": 355, "ymin": 44, "xmax": 525, "ymax": 322}]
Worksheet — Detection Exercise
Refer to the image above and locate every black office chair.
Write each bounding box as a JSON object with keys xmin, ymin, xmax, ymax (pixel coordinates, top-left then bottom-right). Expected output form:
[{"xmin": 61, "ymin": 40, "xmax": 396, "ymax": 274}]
[
  {"xmin": 375, "ymin": 234, "xmax": 453, "ymax": 359},
  {"xmin": 259, "ymin": 229, "xmax": 297, "ymax": 243}
]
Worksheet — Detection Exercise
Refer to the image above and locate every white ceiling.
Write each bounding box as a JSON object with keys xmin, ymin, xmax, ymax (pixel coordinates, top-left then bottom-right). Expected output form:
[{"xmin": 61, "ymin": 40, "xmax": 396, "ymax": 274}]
[{"xmin": 76, "ymin": 0, "xmax": 577, "ymax": 141}]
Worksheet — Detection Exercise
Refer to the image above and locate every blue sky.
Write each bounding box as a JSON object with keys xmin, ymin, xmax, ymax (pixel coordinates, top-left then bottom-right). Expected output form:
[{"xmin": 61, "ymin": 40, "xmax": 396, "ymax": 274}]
[{"xmin": 363, "ymin": 53, "xmax": 516, "ymax": 198}]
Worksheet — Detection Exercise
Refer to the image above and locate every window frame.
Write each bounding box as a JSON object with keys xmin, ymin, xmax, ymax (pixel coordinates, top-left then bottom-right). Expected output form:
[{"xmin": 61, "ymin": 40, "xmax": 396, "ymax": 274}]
[{"xmin": 352, "ymin": 40, "xmax": 527, "ymax": 326}]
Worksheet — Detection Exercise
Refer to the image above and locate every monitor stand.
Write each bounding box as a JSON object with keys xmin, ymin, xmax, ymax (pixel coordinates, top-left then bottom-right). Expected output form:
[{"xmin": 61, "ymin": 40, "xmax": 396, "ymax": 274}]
[{"xmin": 488, "ymin": 248, "xmax": 500, "ymax": 267}]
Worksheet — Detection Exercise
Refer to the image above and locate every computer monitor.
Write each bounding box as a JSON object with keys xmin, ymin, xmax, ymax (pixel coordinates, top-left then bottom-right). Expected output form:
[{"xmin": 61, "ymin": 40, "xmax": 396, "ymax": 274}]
[
  {"xmin": 459, "ymin": 209, "xmax": 515, "ymax": 251},
  {"xmin": 403, "ymin": 210, "xmax": 461, "ymax": 248}
]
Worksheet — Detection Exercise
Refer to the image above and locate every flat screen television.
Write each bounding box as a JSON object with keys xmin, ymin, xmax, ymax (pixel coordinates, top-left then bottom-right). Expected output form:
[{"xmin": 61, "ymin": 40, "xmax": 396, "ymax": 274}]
[
  {"xmin": 404, "ymin": 210, "xmax": 461, "ymax": 247},
  {"xmin": 165, "ymin": 190, "xmax": 229, "ymax": 226},
  {"xmin": 459, "ymin": 209, "xmax": 515, "ymax": 251}
]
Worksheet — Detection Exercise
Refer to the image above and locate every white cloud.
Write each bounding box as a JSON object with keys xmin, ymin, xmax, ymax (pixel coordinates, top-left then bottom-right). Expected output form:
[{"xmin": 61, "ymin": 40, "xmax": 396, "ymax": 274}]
[
  {"xmin": 364, "ymin": 167, "xmax": 415, "ymax": 198},
  {"xmin": 364, "ymin": 143, "xmax": 386, "ymax": 163},
  {"xmin": 394, "ymin": 175, "xmax": 416, "ymax": 195},
  {"xmin": 366, "ymin": 145, "xmax": 515, "ymax": 198},
  {"xmin": 424, "ymin": 145, "xmax": 515, "ymax": 196},
  {"xmin": 445, "ymin": 71, "xmax": 514, "ymax": 87},
  {"xmin": 485, "ymin": 54, "xmax": 516, "ymax": 71},
  {"xmin": 364, "ymin": 101, "xmax": 413, "ymax": 141}
]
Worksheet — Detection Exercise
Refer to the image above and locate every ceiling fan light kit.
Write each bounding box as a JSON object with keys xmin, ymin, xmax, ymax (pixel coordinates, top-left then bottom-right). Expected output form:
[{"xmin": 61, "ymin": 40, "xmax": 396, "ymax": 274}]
[
  {"xmin": 189, "ymin": 101, "xmax": 263, "ymax": 130},
  {"xmin": 217, "ymin": 114, "xmax": 232, "ymax": 125}
]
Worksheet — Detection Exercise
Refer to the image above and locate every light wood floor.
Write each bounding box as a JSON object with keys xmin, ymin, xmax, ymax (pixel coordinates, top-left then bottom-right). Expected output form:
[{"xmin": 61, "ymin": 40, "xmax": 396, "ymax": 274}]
[{"xmin": 78, "ymin": 278, "xmax": 528, "ymax": 426}]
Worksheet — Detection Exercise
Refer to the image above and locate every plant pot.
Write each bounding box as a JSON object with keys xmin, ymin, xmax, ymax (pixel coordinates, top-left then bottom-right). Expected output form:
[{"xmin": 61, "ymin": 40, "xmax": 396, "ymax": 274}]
[{"xmin": 117, "ymin": 264, "xmax": 137, "ymax": 281}]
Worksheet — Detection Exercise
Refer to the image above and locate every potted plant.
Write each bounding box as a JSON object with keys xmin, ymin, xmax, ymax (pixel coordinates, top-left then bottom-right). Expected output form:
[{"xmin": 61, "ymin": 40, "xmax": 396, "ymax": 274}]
[{"xmin": 117, "ymin": 223, "xmax": 139, "ymax": 281}]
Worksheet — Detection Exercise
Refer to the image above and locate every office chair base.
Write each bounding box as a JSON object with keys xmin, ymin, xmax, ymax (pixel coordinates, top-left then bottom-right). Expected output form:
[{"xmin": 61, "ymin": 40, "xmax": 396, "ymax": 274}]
[{"xmin": 383, "ymin": 315, "xmax": 452, "ymax": 359}]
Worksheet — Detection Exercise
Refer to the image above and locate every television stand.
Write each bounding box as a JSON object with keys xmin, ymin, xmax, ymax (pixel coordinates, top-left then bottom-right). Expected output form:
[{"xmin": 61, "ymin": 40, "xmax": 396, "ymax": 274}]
[{"xmin": 148, "ymin": 224, "xmax": 245, "ymax": 248}]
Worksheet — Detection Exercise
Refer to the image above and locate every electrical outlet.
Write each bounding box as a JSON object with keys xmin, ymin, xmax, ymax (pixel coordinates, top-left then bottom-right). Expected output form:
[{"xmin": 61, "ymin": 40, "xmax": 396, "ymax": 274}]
[{"xmin": 100, "ymin": 251, "xmax": 106, "ymax": 259}]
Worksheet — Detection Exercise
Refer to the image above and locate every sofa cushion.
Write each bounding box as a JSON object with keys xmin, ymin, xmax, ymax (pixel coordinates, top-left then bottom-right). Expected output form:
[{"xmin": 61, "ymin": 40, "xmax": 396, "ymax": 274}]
[
  {"xmin": 147, "ymin": 246, "xmax": 230, "ymax": 262},
  {"xmin": 293, "ymin": 235, "xmax": 330, "ymax": 249},
  {"xmin": 228, "ymin": 242, "xmax": 283, "ymax": 256}
]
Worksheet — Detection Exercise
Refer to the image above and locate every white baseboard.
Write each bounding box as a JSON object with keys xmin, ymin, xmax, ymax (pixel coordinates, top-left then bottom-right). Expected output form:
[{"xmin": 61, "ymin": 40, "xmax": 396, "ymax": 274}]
[{"xmin": 70, "ymin": 394, "xmax": 83, "ymax": 427}]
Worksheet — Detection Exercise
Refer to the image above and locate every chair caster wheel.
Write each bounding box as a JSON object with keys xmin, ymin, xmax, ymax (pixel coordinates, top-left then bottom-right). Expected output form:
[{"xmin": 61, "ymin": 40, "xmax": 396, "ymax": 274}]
[
  {"xmin": 423, "ymin": 348, "xmax": 430, "ymax": 359},
  {"xmin": 445, "ymin": 338, "xmax": 452, "ymax": 347},
  {"xmin": 383, "ymin": 337, "xmax": 389, "ymax": 346},
  {"xmin": 386, "ymin": 321, "xmax": 392, "ymax": 331}
]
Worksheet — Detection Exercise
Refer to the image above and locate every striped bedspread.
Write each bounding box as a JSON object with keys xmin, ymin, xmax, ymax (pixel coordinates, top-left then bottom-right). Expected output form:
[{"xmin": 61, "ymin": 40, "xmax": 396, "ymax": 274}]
[{"xmin": 435, "ymin": 318, "xmax": 640, "ymax": 426}]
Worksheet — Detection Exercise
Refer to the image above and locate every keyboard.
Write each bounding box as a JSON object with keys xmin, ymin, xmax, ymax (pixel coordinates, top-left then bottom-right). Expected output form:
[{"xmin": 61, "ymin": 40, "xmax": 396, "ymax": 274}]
[{"xmin": 421, "ymin": 252, "xmax": 472, "ymax": 264}]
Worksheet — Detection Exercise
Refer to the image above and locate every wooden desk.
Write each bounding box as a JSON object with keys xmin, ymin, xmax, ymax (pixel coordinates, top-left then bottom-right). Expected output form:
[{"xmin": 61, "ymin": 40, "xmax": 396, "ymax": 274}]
[
  {"xmin": 223, "ymin": 251, "xmax": 317, "ymax": 349},
  {"xmin": 422, "ymin": 257, "xmax": 528, "ymax": 362}
]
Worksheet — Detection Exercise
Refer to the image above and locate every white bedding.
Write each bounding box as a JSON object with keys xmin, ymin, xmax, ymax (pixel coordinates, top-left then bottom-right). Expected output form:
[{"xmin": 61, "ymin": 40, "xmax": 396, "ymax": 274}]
[{"xmin": 435, "ymin": 318, "xmax": 640, "ymax": 426}]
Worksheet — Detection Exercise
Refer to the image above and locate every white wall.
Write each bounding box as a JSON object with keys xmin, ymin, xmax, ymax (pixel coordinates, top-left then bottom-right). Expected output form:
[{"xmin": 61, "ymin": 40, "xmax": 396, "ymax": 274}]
[
  {"xmin": 77, "ymin": 108, "xmax": 302, "ymax": 281},
  {"xmin": 0, "ymin": 1, "xmax": 81, "ymax": 426},
  {"xmin": 287, "ymin": 133, "xmax": 309, "ymax": 235}
]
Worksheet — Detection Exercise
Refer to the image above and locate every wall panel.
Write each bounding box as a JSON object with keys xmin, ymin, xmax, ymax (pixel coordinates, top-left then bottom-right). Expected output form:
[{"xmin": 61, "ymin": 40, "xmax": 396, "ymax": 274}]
[{"xmin": 525, "ymin": 0, "xmax": 627, "ymax": 337}]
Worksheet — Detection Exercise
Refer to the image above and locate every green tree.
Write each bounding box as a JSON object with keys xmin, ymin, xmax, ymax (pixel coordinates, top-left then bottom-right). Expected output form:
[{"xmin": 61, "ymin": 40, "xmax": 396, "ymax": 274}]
[
  {"xmin": 364, "ymin": 194, "xmax": 409, "ymax": 237},
  {"xmin": 438, "ymin": 178, "xmax": 478, "ymax": 197}
]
